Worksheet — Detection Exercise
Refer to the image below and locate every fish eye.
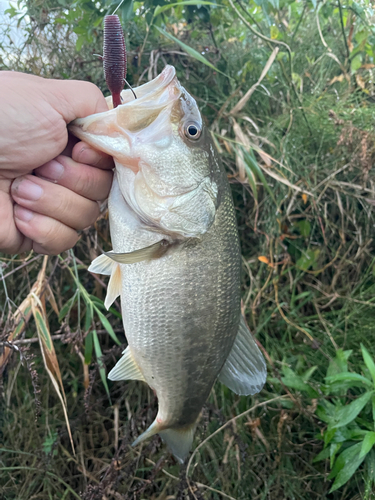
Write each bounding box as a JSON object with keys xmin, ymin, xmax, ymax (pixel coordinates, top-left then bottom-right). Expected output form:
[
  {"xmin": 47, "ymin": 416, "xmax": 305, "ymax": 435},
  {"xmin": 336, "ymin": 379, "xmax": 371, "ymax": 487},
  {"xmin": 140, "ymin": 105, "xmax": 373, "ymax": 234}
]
[{"xmin": 185, "ymin": 122, "xmax": 201, "ymax": 140}]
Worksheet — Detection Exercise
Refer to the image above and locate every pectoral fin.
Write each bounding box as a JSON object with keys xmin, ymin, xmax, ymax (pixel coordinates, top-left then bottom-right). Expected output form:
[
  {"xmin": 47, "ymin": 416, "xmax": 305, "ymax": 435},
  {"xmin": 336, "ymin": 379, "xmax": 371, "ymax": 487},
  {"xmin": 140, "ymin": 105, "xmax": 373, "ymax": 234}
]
[
  {"xmin": 108, "ymin": 346, "xmax": 145, "ymax": 381},
  {"xmin": 218, "ymin": 316, "xmax": 266, "ymax": 395},
  {"xmin": 105, "ymin": 239, "xmax": 169, "ymax": 264},
  {"xmin": 88, "ymin": 254, "xmax": 122, "ymax": 310}
]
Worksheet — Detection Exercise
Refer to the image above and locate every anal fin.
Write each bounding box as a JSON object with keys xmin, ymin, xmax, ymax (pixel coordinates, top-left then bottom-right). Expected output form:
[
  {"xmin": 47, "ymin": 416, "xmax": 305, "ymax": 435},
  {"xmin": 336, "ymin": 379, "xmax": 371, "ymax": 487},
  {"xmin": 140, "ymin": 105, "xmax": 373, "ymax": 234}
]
[
  {"xmin": 108, "ymin": 346, "xmax": 145, "ymax": 382},
  {"xmin": 218, "ymin": 316, "xmax": 266, "ymax": 395}
]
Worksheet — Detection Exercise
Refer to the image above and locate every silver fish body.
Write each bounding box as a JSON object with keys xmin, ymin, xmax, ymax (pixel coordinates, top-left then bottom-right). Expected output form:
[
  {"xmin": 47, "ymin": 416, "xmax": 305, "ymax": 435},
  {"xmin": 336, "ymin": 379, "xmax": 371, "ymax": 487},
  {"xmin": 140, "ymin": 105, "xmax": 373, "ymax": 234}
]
[{"xmin": 70, "ymin": 66, "xmax": 266, "ymax": 461}]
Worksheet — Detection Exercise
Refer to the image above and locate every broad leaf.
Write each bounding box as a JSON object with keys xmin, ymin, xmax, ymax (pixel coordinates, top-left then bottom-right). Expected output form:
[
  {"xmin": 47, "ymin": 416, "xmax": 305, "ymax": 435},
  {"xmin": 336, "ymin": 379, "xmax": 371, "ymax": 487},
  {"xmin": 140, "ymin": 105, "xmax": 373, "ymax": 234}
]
[
  {"xmin": 361, "ymin": 344, "xmax": 375, "ymax": 387},
  {"xmin": 360, "ymin": 432, "xmax": 375, "ymax": 459},
  {"xmin": 330, "ymin": 391, "xmax": 373, "ymax": 429},
  {"xmin": 329, "ymin": 442, "xmax": 366, "ymax": 492},
  {"xmin": 326, "ymin": 372, "xmax": 373, "ymax": 389}
]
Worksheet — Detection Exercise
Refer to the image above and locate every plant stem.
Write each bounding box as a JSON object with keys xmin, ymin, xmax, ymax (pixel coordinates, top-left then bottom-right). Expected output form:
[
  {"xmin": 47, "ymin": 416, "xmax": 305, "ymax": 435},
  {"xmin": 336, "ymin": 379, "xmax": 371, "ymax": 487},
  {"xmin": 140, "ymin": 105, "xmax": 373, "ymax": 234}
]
[
  {"xmin": 228, "ymin": 0, "xmax": 312, "ymax": 135},
  {"xmin": 338, "ymin": 0, "xmax": 350, "ymax": 60},
  {"xmin": 291, "ymin": 3, "xmax": 307, "ymax": 43}
]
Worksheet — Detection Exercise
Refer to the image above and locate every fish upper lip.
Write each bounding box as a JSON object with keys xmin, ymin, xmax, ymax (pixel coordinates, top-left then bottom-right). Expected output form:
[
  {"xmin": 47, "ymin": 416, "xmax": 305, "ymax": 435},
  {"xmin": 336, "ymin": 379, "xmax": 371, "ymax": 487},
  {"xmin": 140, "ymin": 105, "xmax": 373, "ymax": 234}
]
[{"xmin": 119, "ymin": 65, "xmax": 177, "ymax": 108}]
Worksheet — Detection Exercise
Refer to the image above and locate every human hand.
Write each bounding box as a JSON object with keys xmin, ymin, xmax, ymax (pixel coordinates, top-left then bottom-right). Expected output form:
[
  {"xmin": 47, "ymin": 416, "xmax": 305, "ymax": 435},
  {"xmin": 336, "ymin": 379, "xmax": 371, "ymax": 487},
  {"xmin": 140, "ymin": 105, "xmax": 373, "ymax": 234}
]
[{"xmin": 0, "ymin": 71, "xmax": 114, "ymax": 255}]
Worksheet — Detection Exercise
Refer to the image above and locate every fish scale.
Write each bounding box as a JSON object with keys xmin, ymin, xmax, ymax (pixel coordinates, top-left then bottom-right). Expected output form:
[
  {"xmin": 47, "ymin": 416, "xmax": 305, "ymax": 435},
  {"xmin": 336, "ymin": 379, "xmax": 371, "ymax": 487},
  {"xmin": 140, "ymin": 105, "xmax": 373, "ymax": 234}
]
[
  {"xmin": 69, "ymin": 65, "xmax": 266, "ymax": 462},
  {"xmin": 110, "ymin": 176, "xmax": 241, "ymax": 427}
]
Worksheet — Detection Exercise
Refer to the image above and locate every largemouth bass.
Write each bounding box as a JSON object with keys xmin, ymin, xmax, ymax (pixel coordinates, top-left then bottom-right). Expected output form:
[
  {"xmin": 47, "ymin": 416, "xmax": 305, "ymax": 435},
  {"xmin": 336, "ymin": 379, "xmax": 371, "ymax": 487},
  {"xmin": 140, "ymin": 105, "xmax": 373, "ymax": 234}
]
[{"xmin": 70, "ymin": 66, "xmax": 266, "ymax": 462}]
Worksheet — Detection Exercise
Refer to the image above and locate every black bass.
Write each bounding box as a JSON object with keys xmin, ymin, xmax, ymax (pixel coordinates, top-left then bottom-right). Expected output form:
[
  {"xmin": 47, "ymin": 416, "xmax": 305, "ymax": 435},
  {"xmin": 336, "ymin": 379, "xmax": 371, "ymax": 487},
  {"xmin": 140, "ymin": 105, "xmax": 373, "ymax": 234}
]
[{"xmin": 70, "ymin": 66, "xmax": 266, "ymax": 462}]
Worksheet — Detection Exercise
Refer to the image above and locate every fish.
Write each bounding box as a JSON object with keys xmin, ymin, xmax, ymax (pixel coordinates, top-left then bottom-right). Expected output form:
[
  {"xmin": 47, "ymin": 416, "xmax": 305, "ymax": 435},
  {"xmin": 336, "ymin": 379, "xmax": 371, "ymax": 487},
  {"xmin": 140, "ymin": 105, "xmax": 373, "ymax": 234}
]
[{"xmin": 69, "ymin": 65, "xmax": 266, "ymax": 463}]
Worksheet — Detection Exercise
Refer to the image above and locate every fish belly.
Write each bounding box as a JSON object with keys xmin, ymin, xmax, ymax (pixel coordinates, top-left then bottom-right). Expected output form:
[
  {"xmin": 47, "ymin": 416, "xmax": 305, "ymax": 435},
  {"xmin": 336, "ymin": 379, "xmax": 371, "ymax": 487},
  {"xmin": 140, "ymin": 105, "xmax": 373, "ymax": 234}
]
[{"xmin": 109, "ymin": 174, "xmax": 241, "ymax": 429}]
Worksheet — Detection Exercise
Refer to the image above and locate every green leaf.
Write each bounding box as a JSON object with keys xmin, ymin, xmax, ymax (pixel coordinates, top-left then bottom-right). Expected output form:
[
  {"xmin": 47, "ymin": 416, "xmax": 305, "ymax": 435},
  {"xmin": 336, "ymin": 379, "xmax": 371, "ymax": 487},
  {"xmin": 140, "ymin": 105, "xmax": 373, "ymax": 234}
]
[
  {"xmin": 94, "ymin": 307, "xmax": 121, "ymax": 346},
  {"xmin": 360, "ymin": 432, "xmax": 375, "ymax": 459},
  {"xmin": 84, "ymin": 331, "xmax": 93, "ymax": 365},
  {"xmin": 302, "ymin": 366, "xmax": 318, "ymax": 381},
  {"xmin": 330, "ymin": 442, "xmax": 342, "ymax": 468},
  {"xmin": 76, "ymin": 35, "xmax": 85, "ymax": 52},
  {"xmin": 244, "ymin": 162, "xmax": 258, "ymax": 203},
  {"xmin": 267, "ymin": 0, "xmax": 279, "ymax": 8},
  {"xmin": 92, "ymin": 330, "xmax": 111, "ymax": 403},
  {"xmin": 154, "ymin": 1, "xmax": 221, "ymax": 16},
  {"xmin": 327, "ymin": 349, "xmax": 352, "ymax": 377},
  {"xmin": 313, "ymin": 446, "xmax": 330, "ymax": 463},
  {"xmin": 331, "ymin": 391, "xmax": 373, "ymax": 429},
  {"xmin": 58, "ymin": 292, "xmax": 77, "ymax": 322},
  {"xmin": 324, "ymin": 427, "xmax": 337, "ymax": 446},
  {"xmin": 297, "ymin": 220, "xmax": 311, "ymax": 237},
  {"xmin": 326, "ymin": 372, "xmax": 373, "ymax": 389},
  {"xmin": 120, "ymin": 0, "xmax": 134, "ymax": 22},
  {"xmin": 361, "ymin": 344, "xmax": 375, "ymax": 387},
  {"xmin": 329, "ymin": 442, "xmax": 366, "ymax": 492},
  {"xmin": 351, "ymin": 54, "xmax": 362, "ymax": 73},
  {"xmin": 329, "ymin": 441, "xmax": 362, "ymax": 479},
  {"xmin": 34, "ymin": 309, "xmax": 52, "ymax": 351},
  {"xmin": 84, "ymin": 302, "xmax": 93, "ymax": 332},
  {"xmin": 154, "ymin": 26, "xmax": 228, "ymax": 77},
  {"xmin": 296, "ymin": 248, "xmax": 320, "ymax": 271},
  {"xmin": 243, "ymin": 149, "xmax": 277, "ymax": 206}
]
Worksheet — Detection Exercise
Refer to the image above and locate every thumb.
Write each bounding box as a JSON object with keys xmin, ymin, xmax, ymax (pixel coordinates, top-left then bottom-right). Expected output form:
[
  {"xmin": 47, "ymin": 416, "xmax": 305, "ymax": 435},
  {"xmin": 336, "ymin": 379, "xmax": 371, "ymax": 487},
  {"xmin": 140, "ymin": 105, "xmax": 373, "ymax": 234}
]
[{"xmin": 45, "ymin": 78, "xmax": 109, "ymax": 123}]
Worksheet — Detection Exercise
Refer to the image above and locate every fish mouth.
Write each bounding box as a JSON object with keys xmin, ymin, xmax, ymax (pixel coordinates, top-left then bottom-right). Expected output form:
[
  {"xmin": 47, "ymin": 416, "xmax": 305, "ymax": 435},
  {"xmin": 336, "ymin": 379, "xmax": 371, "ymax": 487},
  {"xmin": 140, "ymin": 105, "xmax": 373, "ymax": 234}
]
[
  {"xmin": 107, "ymin": 65, "xmax": 179, "ymax": 109},
  {"xmin": 69, "ymin": 65, "xmax": 182, "ymax": 149}
]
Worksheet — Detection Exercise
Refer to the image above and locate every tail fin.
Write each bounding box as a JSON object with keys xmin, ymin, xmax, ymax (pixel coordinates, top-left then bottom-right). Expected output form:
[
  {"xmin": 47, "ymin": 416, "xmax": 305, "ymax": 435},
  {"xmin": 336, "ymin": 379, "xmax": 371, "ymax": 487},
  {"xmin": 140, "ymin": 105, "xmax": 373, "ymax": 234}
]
[
  {"xmin": 132, "ymin": 417, "xmax": 196, "ymax": 464},
  {"xmin": 159, "ymin": 425, "xmax": 196, "ymax": 464}
]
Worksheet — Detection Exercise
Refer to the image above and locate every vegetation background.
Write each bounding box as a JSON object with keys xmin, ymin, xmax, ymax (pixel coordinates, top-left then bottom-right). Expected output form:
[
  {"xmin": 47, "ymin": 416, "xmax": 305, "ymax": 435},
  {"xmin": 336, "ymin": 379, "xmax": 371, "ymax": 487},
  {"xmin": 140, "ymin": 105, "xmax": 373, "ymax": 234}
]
[{"xmin": 1, "ymin": 0, "xmax": 375, "ymax": 498}]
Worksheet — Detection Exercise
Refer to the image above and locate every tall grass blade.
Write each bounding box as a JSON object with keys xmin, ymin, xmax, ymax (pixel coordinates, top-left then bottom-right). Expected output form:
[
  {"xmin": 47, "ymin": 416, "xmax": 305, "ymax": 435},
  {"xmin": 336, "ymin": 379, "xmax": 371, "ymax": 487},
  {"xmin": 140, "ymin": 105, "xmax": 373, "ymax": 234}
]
[
  {"xmin": 243, "ymin": 149, "xmax": 277, "ymax": 206},
  {"xmin": 94, "ymin": 307, "xmax": 121, "ymax": 346},
  {"xmin": 31, "ymin": 300, "xmax": 75, "ymax": 455},
  {"xmin": 155, "ymin": 27, "xmax": 228, "ymax": 77},
  {"xmin": 92, "ymin": 329, "xmax": 111, "ymax": 403}
]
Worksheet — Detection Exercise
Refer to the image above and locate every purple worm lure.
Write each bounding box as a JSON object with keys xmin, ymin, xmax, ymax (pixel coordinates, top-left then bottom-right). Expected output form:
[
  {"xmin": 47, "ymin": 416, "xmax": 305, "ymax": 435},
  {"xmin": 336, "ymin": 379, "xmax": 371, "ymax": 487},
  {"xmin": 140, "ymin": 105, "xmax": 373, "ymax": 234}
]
[{"xmin": 103, "ymin": 14, "xmax": 126, "ymax": 108}]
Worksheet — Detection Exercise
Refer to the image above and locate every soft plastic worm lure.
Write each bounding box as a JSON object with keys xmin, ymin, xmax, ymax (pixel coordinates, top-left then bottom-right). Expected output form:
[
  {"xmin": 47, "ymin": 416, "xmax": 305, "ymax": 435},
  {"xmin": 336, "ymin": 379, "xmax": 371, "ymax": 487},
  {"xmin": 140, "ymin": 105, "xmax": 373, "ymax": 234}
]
[{"xmin": 103, "ymin": 14, "xmax": 126, "ymax": 108}]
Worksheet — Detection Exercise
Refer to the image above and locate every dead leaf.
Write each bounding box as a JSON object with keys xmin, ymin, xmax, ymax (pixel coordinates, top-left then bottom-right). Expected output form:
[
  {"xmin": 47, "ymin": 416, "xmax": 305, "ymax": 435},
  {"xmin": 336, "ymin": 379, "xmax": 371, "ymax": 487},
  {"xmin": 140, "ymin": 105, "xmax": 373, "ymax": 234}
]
[
  {"xmin": 355, "ymin": 74, "xmax": 366, "ymax": 89},
  {"xmin": 230, "ymin": 47, "xmax": 279, "ymax": 115},
  {"xmin": 330, "ymin": 74, "xmax": 344, "ymax": 85},
  {"xmin": 258, "ymin": 256, "xmax": 270, "ymax": 265}
]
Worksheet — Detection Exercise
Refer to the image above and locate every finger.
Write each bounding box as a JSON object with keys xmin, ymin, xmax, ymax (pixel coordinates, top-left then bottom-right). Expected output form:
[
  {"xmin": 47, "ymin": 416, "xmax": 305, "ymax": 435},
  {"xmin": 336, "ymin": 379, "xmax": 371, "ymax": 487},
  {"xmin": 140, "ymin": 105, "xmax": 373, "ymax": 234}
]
[
  {"xmin": 45, "ymin": 78, "xmax": 109, "ymax": 123},
  {"xmin": 11, "ymin": 175, "xmax": 101, "ymax": 231},
  {"xmin": 14, "ymin": 205, "xmax": 79, "ymax": 255},
  {"xmin": 34, "ymin": 156, "xmax": 113, "ymax": 201},
  {"xmin": 0, "ymin": 180, "xmax": 32, "ymax": 254},
  {"xmin": 72, "ymin": 141, "xmax": 114, "ymax": 170},
  {"xmin": 60, "ymin": 133, "xmax": 80, "ymax": 157}
]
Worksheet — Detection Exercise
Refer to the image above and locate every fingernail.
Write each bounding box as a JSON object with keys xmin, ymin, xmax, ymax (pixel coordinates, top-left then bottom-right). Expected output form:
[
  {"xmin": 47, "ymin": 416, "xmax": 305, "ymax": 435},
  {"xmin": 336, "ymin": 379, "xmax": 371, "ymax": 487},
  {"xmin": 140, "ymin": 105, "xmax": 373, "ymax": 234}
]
[
  {"xmin": 77, "ymin": 147, "xmax": 100, "ymax": 165},
  {"xmin": 14, "ymin": 205, "xmax": 34, "ymax": 222},
  {"xmin": 36, "ymin": 160, "xmax": 64, "ymax": 181},
  {"xmin": 12, "ymin": 178, "xmax": 43, "ymax": 201}
]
